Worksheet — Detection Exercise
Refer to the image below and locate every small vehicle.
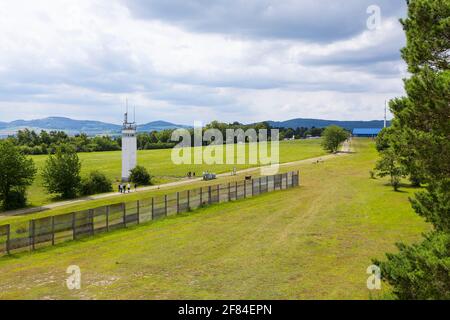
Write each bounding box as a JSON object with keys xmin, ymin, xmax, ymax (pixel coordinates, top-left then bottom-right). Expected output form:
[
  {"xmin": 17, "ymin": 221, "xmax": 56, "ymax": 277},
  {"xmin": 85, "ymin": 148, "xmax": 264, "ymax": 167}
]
[{"xmin": 203, "ymin": 172, "xmax": 217, "ymax": 181}]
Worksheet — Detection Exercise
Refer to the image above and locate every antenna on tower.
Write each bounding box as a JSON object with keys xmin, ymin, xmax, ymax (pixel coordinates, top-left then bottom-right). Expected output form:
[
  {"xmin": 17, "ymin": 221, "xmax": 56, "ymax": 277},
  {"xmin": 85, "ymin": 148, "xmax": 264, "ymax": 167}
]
[
  {"xmin": 133, "ymin": 105, "xmax": 136, "ymax": 124},
  {"xmin": 124, "ymin": 98, "xmax": 129, "ymax": 124}
]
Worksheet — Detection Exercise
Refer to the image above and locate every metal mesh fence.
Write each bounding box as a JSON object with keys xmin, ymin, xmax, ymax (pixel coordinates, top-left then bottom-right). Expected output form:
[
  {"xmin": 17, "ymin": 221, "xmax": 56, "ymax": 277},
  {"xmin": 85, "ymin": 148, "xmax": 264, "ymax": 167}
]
[
  {"xmin": 109, "ymin": 203, "xmax": 125, "ymax": 231},
  {"xmin": 0, "ymin": 171, "xmax": 299, "ymax": 255},
  {"xmin": 53, "ymin": 213, "xmax": 74, "ymax": 244}
]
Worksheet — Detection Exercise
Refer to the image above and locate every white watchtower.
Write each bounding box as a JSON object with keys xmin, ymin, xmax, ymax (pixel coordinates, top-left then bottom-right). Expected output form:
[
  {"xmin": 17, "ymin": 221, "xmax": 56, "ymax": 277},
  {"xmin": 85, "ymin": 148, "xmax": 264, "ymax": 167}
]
[{"xmin": 121, "ymin": 110, "xmax": 137, "ymax": 182}]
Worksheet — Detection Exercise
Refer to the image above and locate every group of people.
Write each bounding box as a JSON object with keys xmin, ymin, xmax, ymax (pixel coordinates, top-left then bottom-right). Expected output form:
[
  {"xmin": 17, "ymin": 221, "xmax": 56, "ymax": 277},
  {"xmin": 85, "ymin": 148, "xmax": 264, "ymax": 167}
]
[
  {"xmin": 186, "ymin": 171, "xmax": 196, "ymax": 178},
  {"xmin": 118, "ymin": 183, "xmax": 137, "ymax": 194}
]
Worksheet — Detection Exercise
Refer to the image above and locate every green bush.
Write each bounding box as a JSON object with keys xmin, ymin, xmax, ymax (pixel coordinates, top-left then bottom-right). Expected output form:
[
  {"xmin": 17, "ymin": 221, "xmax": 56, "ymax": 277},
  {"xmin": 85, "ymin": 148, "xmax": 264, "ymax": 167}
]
[
  {"xmin": 129, "ymin": 166, "xmax": 152, "ymax": 185},
  {"xmin": 2, "ymin": 189, "xmax": 27, "ymax": 211},
  {"xmin": 80, "ymin": 171, "xmax": 113, "ymax": 196}
]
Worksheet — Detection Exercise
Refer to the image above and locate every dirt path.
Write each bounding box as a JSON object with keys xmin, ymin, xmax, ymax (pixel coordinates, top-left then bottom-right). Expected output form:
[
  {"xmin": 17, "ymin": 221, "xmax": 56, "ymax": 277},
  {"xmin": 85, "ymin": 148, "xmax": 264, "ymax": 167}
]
[{"xmin": 1, "ymin": 140, "xmax": 353, "ymax": 217}]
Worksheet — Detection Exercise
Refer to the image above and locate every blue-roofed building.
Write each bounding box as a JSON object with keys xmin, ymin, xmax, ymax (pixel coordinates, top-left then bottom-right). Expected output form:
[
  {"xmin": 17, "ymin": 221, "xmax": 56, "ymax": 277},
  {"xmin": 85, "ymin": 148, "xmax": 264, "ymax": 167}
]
[{"xmin": 352, "ymin": 128, "xmax": 383, "ymax": 137}]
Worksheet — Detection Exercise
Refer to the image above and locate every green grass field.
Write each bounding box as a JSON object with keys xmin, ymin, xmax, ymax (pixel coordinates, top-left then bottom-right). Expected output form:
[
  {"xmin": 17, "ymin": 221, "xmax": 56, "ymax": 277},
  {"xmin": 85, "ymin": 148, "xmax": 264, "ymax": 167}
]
[
  {"xmin": 0, "ymin": 139, "xmax": 428, "ymax": 299},
  {"xmin": 24, "ymin": 139, "xmax": 325, "ymax": 207}
]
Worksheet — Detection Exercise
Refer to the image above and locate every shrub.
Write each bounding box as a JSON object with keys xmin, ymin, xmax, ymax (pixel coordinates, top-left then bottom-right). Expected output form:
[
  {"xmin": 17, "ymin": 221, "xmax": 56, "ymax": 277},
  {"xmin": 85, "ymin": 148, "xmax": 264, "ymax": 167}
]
[
  {"xmin": 80, "ymin": 171, "xmax": 113, "ymax": 196},
  {"xmin": 129, "ymin": 166, "xmax": 152, "ymax": 185},
  {"xmin": 2, "ymin": 189, "xmax": 27, "ymax": 211}
]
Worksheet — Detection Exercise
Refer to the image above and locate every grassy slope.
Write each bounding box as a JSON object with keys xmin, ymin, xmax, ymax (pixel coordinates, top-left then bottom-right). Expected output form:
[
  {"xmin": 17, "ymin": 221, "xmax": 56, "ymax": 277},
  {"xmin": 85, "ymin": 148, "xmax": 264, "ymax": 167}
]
[
  {"xmin": 25, "ymin": 139, "xmax": 325, "ymax": 207},
  {"xmin": 0, "ymin": 139, "xmax": 428, "ymax": 299}
]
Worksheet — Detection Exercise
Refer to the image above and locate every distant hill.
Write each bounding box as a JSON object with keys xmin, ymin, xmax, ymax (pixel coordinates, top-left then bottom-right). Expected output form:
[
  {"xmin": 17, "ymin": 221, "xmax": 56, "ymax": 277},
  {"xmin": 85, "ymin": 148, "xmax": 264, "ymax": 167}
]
[
  {"xmin": 0, "ymin": 116, "xmax": 389, "ymax": 137},
  {"xmin": 267, "ymin": 118, "xmax": 390, "ymax": 130},
  {"xmin": 0, "ymin": 117, "xmax": 189, "ymax": 136},
  {"xmin": 138, "ymin": 120, "xmax": 190, "ymax": 132}
]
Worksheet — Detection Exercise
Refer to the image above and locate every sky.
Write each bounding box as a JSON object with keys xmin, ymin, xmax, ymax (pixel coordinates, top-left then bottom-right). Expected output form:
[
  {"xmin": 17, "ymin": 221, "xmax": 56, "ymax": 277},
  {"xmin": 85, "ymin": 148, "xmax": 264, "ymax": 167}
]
[{"xmin": 0, "ymin": 0, "xmax": 408, "ymax": 125}]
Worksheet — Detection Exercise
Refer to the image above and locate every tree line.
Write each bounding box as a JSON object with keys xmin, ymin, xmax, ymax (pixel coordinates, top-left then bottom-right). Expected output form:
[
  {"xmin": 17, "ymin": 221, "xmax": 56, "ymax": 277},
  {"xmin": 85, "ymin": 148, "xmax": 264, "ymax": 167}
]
[
  {"xmin": 0, "ymin": 141, "xmax": 153, "ymax": 211},
  {"xmin": 5, "ymin": 122, "xmax": 326, "ymax": 156},
  {"xmin": 5, "ymin": 128, "xmax": 179, "ymax": 155}
]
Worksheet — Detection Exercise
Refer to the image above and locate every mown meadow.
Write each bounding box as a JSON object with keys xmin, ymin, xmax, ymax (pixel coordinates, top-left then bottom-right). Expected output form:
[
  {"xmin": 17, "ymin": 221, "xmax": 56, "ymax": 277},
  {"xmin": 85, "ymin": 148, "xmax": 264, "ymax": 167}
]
[
  {"xmin": 24, "ymin": 139, "xmax": 326, "ymax": 207},
  {"xmin": 0, "ymin": 139, "xmax": 428, "ymax": 299}
]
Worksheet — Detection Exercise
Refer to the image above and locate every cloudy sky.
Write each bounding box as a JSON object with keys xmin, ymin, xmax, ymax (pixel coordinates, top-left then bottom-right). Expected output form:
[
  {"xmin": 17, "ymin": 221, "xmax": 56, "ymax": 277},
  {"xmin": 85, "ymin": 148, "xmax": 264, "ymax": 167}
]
[{"xmin": 0, "ymin": 0, "xmax": 408, "ymax": 125}]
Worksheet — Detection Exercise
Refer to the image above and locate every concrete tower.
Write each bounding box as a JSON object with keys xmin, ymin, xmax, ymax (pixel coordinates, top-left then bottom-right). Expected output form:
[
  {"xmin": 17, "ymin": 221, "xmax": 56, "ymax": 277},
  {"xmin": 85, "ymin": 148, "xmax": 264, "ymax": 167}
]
[{"xmin": 121, "ymin": 106, "xmax": 137, "ymax": 182}]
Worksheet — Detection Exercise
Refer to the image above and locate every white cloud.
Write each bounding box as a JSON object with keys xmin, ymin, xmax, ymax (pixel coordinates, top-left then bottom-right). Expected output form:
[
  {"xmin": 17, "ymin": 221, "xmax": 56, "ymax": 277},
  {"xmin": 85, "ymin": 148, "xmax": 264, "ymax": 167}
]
[{"xmin": 0, "ymin": 0, "xmax": 406, "ymax": 124}]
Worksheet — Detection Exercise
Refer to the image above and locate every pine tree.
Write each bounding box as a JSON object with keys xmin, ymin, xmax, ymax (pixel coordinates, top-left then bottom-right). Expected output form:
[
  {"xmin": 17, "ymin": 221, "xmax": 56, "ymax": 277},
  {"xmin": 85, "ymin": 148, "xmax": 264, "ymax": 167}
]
[{"xmin": 374, "ymin": 0, "xmax": 450, "ymax": 299}]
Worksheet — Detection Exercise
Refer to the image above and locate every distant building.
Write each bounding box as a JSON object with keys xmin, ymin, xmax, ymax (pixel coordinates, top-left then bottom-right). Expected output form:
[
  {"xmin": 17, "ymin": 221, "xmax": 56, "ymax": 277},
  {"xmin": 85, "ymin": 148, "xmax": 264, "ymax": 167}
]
[{"xmin": 352, "ymin": 128, "xmax": 382, "ymax": 137}]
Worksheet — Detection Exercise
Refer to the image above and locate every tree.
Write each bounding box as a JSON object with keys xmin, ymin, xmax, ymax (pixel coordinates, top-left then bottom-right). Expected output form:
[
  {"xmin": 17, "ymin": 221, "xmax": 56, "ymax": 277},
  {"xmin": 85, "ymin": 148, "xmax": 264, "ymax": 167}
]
[
  {"xmin": 321, "ymin": 125, "xmax": 349, "ymax": 153},
  {"xmin": 375, "ymin": 126, "xmax": 424, "ymax": 187},
  {"xmin": 374, "ymin": 232, "xmax": 450, "ymax": 300},
  {"xmin": 375, "ymin": 0, "xmax": 450, "ymax": 299},
  {"xmin": 0, "ymin": 141, "xmax": 36, "ymax": 210},
  {"xmin": 42, "ymin": 145, "xmax": 81, "ymax": 199},
  {"xmin": 129, "ymin": 166, "xmax": 152, "ymax": 185},
  {"xmin": 375, "ymin": 149, "xmax": 405, "ymax": 191},
  {"xmin": 80, "ymin": 171, "xmax": 113, "ymax": 196}
]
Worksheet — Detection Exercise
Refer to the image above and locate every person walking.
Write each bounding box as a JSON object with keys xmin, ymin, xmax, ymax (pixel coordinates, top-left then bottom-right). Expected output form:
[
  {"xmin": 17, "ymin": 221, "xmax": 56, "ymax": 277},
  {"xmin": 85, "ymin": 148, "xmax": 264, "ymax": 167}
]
[
  {"xmin": 118, "ymin": 184, "xmax": 122, "ymax": 193},
  {"xmin": 127, "ymin": 183, "xmax": 131, "ymax": 193},
  {"xmin": 134, "ymin": 183, "xmax": 137, "ymax": 192}
]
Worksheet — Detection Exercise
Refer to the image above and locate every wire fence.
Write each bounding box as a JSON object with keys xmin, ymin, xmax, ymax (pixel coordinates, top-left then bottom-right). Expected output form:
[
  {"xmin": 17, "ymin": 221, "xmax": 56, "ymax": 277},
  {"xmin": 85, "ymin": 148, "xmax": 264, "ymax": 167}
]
[{"xmin": 0, "ymin": 171, "xmax": 299, "ymax": 256}]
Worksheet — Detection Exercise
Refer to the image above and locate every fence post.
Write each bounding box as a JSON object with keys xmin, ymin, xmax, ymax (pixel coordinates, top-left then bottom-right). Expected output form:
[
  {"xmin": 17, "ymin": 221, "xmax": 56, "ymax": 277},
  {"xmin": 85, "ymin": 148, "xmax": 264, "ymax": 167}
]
[
  {"xmin": 297, "ymin": 170, "xmax": 300, "ymax": 186},
  {"xmin": 72, "ymin": 212, "xmax": 76, "ymax": 240},
  {"xmin": 164, "ymin": 195, "xmax": 168, "ymax": 216},
  {"xmin": 89, "ymin": 209, "xmax": 94, "ymax": 236},
  {"xmin": 258, "ymin": 177, "xmax": 262, "ymax": 194},
  {"xmin": 244, "ymin": 180, "xmax": 247, "ymax": 198},
  {"xmin": 187, "ymin": 190, "xmax": 190, "ymax": 210},
  {"xmin": 235, "ymin": 181, "xmax": 238, "ymax": 199},
  {"xmin": 106, "ymin": 206, "xmax": 110, "ymax": 232},
  {"xmin": 30, "ymin": 220, "xmax": 35, "ymax": 251},
  {"xmin": 176, "ymin": 192, "xmax": 180, "ymax": 214},
  {"xmin": 217, "ymin": 185, "xmax": 220, "ymax": 202},
  {"xmin": 123, "ymin": 203, "xmax": 127, "ymax": 228},
  {"xmin": 266, "ymin": 176, "xmax": 269, "ymax": 192},
  {"xmin": 208, "ymin": 186, "xmax": 212, "ymax": 205},
  {"xmin": 137, "ymin": 200, "xmax": 140, "ymax": 224},
  {"xmin": 6, "ymin": 224, "xmax": 10, "ymax": 255},
  {"xmin": 51, "ymin": 216, "xmax": 55, "ymax": 246},
  {"xmin": 200, "ymin": 187, "xmax": 203, "ymax": 205},
  {"xmin": 151, "ymin": 197, "xmax": 154, "ymax": 220}
]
